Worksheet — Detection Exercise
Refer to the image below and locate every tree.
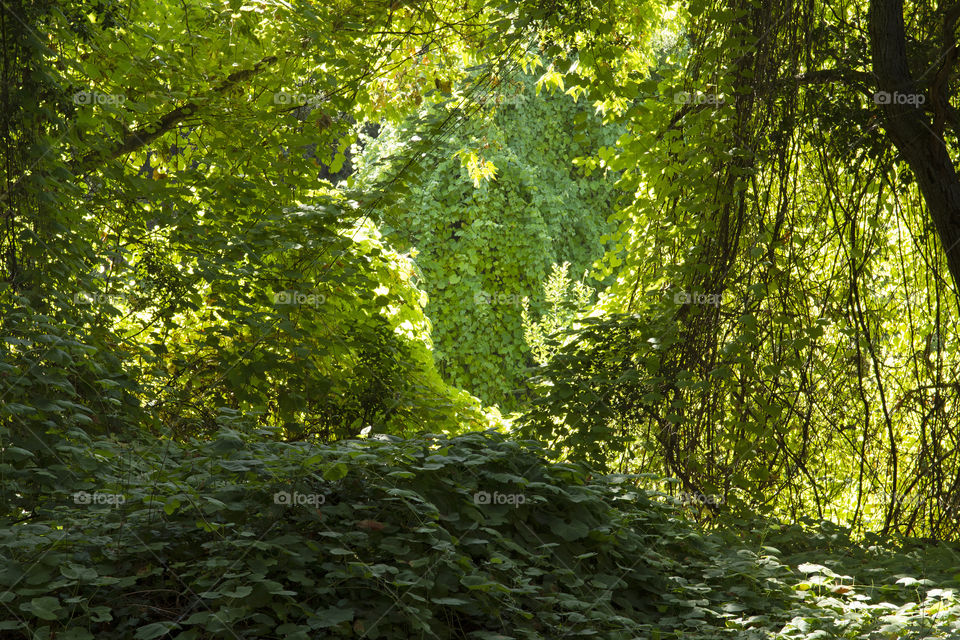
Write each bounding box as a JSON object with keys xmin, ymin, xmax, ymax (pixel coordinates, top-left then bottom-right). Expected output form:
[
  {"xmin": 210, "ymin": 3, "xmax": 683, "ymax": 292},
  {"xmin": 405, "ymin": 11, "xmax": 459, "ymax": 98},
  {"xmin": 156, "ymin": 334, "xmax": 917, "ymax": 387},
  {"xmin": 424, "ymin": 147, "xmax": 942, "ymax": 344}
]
[
  {"xmin": 870, "ymin": 0, "xmax": 960, "ymax": 307},
  {"xmin": 518, "ymin": 0, "xmax": 960, "ymax": 537}
]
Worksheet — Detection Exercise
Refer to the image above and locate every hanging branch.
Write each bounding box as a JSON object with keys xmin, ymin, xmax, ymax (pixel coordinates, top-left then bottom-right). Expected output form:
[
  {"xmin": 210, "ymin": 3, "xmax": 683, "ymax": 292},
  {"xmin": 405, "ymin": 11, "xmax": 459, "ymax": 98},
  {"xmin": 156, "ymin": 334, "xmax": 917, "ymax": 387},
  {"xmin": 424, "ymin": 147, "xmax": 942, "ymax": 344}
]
[{"xmin": 73, "ymin": 55, "xmax": 280, "ymax": 172}]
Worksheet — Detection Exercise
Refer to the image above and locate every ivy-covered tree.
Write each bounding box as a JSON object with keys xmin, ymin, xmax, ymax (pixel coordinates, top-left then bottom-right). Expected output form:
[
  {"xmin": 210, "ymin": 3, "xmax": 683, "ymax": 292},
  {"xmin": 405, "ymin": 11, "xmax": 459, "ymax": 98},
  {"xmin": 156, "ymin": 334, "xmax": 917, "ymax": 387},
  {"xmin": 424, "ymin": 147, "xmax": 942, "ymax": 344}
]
[{"xmin": 356, "ymin": 68, "xmax": 621, "ymax": 409}]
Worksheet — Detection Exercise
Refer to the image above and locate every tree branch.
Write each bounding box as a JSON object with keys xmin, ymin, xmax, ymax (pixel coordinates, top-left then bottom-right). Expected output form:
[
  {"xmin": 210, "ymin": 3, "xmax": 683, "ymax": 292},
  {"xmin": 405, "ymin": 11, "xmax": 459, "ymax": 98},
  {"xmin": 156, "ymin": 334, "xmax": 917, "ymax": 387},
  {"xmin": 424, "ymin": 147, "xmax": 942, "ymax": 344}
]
[{"xmin": 75, "ymin": 55, "xmax": 279, "ymax": 173}]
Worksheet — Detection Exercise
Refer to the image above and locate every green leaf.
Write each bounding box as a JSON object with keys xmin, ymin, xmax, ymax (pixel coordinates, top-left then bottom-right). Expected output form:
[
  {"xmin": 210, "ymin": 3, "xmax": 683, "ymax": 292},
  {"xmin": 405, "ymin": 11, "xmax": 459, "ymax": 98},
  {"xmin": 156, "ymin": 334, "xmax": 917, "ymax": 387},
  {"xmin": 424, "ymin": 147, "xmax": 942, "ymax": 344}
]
[
  {"xmin": 22, "ymin": 596, "xmax": 61, "ymax": 621},
  {"xmin": 323, "ymin": 463, "xmax": 349, "ymax": 481},
  {"xmin": 221, "ymin": 585, "xmax": 253, "ymax": 598},
  {"xmin": 3, "ymin": 447, "xmax": 35, "ymax": 461},
  {"xmin": 210, "ymin": 431, "xmax": 244, "ymax": 454},
  {"xmin": 61, "ymin": 563, "xmax": 97, "ymax": 581},
  {"xmin": 135, "ymin": 622, "xmax": 181, "ymax": 639},
  {"xmin": 311, "ymin": 607, "xmax": 354, "ymax": 628},
  {"xmin": 553, "ymin": 520, "xmax": 590, "ymax": 541},
  {"xmin": 56, "ymin": 629, "xmax": 95, "ymax": 640}
]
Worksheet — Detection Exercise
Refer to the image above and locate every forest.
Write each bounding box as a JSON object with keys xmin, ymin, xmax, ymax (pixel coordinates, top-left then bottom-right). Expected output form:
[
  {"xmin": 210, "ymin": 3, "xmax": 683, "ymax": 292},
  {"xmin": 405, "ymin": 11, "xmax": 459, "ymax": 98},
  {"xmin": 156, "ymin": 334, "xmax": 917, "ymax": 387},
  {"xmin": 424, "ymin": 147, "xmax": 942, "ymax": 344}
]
[{"xmin": 4, "ymin": 0, "xmax": 960, "ymax": 637}]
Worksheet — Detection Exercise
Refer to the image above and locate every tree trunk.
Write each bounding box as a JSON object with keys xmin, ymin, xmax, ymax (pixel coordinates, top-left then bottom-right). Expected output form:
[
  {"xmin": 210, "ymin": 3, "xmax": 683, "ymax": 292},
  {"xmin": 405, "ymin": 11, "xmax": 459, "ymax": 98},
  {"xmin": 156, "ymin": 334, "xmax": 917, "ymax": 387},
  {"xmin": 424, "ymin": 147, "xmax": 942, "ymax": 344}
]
[{"xmin": 869, "ymin": 0, "xmax": 960, "ymax": 302}]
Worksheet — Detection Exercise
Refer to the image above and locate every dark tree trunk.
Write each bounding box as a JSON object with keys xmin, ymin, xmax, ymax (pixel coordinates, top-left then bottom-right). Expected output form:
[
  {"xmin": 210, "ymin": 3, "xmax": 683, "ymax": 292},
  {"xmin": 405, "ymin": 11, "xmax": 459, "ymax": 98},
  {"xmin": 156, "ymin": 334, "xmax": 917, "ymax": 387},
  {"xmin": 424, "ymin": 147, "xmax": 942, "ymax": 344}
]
[{"xmin": 869, "ymin": 0, "xmax": 960, "ymax": 302}]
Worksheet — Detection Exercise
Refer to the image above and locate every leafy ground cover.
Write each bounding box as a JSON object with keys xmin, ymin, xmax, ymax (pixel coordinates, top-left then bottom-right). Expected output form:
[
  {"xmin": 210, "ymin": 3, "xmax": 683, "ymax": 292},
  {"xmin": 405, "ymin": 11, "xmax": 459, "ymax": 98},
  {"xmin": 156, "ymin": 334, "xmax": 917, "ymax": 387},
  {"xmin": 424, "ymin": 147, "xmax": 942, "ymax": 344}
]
[{"xmin": 2, "ymin": 428, "xmax": 960, "ymax": 639}]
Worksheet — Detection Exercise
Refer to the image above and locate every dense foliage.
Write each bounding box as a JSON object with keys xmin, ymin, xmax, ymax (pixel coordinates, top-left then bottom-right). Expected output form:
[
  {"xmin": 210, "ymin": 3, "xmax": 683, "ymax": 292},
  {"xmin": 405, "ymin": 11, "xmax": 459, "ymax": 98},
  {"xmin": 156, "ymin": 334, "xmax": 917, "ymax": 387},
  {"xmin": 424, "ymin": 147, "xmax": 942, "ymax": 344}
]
[
  {"xmin": 356, "ymin": 70, "xmax": 619, "ymax": 409},
  {"xmin": 516, "ymin": 0, "xmax": 960, "ymax": 540},
  {"xmin": 0, "ymin": 0, "xmax": 508, "ymax": 445},
  {"xmin": 7, "ymin": 0, "xmax": 960, "ymax": 636}
]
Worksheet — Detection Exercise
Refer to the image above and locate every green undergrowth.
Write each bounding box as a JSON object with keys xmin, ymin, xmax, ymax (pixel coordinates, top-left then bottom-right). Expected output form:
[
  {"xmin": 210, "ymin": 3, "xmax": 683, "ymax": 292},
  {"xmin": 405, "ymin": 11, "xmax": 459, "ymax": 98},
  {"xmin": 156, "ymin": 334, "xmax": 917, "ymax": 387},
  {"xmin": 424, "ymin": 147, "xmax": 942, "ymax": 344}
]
[{"xmin": 2, "ymin": 429, "xmax": 960, "ymax": 639}]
